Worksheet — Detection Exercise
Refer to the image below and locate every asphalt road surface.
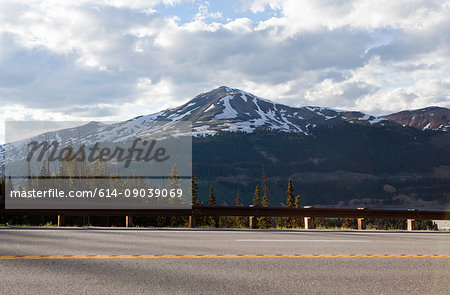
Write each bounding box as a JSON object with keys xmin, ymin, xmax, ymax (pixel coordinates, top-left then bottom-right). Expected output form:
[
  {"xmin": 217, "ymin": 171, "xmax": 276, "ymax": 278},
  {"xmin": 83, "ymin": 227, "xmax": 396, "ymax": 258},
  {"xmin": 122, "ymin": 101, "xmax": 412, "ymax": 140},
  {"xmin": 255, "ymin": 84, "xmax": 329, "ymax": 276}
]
[{"xmin": 0, "ymin": 228, "xmax": 449, "ymax": 294}]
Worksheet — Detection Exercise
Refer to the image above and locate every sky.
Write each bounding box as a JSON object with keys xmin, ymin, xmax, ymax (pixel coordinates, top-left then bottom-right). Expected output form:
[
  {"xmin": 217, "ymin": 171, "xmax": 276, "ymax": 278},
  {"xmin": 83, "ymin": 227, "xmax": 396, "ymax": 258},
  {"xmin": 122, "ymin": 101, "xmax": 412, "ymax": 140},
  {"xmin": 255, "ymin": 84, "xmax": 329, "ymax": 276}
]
[{"xmin": 1, "ymin": 0, "xmax": 450, "ymax": 143}]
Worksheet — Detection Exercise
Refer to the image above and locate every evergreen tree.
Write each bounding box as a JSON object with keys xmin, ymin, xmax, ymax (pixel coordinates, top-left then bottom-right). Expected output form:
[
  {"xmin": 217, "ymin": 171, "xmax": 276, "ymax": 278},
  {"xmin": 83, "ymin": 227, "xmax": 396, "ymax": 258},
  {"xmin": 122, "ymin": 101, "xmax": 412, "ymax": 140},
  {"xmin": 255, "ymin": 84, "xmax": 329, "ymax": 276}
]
[
  {"xmin": 168, "ymin": 165, "xmax": 186, "ymax": 225},
  {"xmin": 168, "ymin": 164, "xmax": 185, "ymax": 205},
  {"xmin": 168, "ymin": 164, "xmax": 181, "ymax": 188},
  {"xmin": 235, "ymin": 189, "xmax": 242, "ymax": 206},
  {"xmin": 292, "ymin": 195, "xmax": 302, "ymax": 228},
  {"xmin": 286, "ymin": 179, "xmax": 295, "ymax": 207},
  {"xmin": 208, "ymin": 184, "xmax": 216, "ymax": 227},
  {"xmin": 74, "ymin": 133, "xmax": 87, "ymax": 177},
  {"xmin": 58, "ymin": 140, "xmax": 77, "ymax": 193},
  {"xmin": 262, "ymin": 191, "xmax": 269, "ymax": 207},
  {"xmin": 253, "ymin": 184, "xmax": 261, "ymax": 207},
  {"xmin": 26, "ymin": 141, "xmax": 32, "ymax": 190},
  {"xmin": 284, "ymin": 179, "xmax": 297, "ymax": 228},
  {"xmin": 37, "ymin": 159, "xmax": 50, "ymax": 192},
  {"xmin": 208, "ymin": 184, "xmax": 216, "ymax": 206},
  {"xmin": 261, "ymin": 162, "xmax": 269, "ymax": 204},
  {"xmin": 258, "ymin": 186, "xmax": 272, "ymax": 229},
  {"xmin": 0, "ymin": 177, "xmax": 6, "ymax": 199},
  {"xmin": 191, "ymin": 172, "xmax": 199, "ymax": 205},
  {"xmin": 294, "ymin": 195, "xmax": 301, "ymax": 208},
  {"xmin": 59, "ymin": 140, "xmax": 75, "ymax": 177},
  {"xmin": 233, "ymin": 189, "xmax": 246, "ymax": 228},
  {"xmin": 6, "ymin": 176, "xmax": 12, "ymax": 191},
  {"xmin": 39, "ymin": 159, "xmax": 50, "ymax": 177}
]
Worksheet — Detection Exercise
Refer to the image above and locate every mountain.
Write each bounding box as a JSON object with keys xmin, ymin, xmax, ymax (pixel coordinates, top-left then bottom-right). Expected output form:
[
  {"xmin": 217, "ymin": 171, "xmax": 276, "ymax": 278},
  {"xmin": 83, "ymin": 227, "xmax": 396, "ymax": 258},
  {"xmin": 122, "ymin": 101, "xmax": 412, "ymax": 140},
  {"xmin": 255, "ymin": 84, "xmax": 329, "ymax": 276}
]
[
  {"xmin": 1, "ymin": 119, "xmax": 194, "ymax": 182},
  {"xmin": 384, "ymin": 106, "xmax": 450, "ymax": 132},
  {"xmin": 131, "ymin": 87, "xmax": 449, "ymax": 208},
  {"xmin": 133, "ymin": 86, "xmax": 390, "ymax": 136},
  {"xmin": 1, "ymin": 86, "xmax": 450, "ymax": 209}
]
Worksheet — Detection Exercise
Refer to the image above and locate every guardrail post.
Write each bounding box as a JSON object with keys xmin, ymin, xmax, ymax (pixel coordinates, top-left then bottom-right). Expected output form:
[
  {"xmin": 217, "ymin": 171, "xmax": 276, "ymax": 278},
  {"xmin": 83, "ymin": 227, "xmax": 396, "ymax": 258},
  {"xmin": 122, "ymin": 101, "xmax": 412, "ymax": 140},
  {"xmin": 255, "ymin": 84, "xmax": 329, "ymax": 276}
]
[
  {"xmin": 357, "ymin": 218, "xmax": 365, "ymax": 230},
  {"xmin": 357, "ymin": 208, "xmax": 366, "ymax": 230},
  {"xmin": 189, "ymin": 215, "xmax": 197, "ymax": 228},
  {"xmin": 57, "ymin": 215, "xmax": 64, "ymax": 227},
  {"xmin": 407, "ymin": 209, "xmax": 416, "ymax": 231},
  {"xmin": 304, "ymin": 217, "xmax": 312, "ymax": 229},
  {"xmin": 303, "ymin": 206, "xmax": 313, "ymax": 229},
  {"xmin": 126, "ymin": 216, "xmax": 133, "ymax": 228},
  {"xmin": 249, "ymin": 205, "xmax": 256, "ymax": 229},
  {"xmin": 249, "ymin": 216, "xmax": 255, "ymax": 229}
]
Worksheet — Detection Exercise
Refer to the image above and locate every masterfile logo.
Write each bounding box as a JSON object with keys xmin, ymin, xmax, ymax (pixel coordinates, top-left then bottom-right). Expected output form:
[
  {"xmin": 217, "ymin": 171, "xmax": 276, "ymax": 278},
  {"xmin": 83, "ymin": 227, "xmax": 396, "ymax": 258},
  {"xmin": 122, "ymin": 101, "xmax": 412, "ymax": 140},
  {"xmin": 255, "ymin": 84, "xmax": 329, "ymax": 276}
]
[
  {"xmin": 4, "ymin": 121, "xmax": 192, "ymax": 209},
  {"xmin": 26, "ymin": 138, "xmax": 170, "ymax": 168}
]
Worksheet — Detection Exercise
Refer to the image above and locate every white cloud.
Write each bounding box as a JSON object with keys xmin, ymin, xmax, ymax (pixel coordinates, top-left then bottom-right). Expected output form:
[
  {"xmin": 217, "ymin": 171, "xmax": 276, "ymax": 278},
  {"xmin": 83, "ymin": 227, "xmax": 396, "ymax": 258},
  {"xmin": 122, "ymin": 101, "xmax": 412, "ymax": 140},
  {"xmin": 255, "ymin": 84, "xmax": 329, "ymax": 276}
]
[
  {"xmin": 243, "ymin": 0, "xmax": 448, "ymax": 31},
  {"xmin": 194, "ymin": 1, "xmax": 223, "ymax": 21},
  {"xmin": 0, "ymin": 0, "xmax": 449, "ymax": 144}
]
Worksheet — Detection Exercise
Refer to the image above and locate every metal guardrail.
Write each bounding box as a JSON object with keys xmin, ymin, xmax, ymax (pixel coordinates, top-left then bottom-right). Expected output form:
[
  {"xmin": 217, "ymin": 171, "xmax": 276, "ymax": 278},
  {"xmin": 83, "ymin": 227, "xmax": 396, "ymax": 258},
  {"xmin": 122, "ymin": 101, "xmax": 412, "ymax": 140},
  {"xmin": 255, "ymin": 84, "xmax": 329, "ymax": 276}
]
[
  {"xmin": 1, "ymin": 200, "xmax": 449, "ymax": 229},
  {"xmin": 1, "ymin": 201, "xmax": 449, "ymax": 219}
]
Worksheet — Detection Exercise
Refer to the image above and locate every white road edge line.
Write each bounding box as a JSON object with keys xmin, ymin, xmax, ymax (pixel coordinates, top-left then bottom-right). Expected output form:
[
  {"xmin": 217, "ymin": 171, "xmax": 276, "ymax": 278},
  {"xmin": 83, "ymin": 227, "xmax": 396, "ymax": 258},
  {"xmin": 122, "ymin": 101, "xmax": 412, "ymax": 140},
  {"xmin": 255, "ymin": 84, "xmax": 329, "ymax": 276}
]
[{"xmin": 236, "ymin": 239, "xmax": 371, "ymax": 242}]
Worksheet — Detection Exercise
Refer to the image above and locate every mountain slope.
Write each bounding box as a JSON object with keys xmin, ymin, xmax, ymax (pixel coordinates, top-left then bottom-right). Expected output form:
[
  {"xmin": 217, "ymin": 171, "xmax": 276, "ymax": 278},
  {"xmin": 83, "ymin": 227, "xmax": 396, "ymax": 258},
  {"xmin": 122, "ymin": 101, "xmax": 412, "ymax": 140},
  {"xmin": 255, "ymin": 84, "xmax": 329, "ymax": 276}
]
[
  {"xmin": 133, "ymin": 86, "xmax": 390, "ymax": 136},
  {"xmin": 192, "ymin": 127, "xmax": 450, "ymax": 208},
  {"xmin": 384, "ymin": 106, "xmax": 450, "ymax": 132}
]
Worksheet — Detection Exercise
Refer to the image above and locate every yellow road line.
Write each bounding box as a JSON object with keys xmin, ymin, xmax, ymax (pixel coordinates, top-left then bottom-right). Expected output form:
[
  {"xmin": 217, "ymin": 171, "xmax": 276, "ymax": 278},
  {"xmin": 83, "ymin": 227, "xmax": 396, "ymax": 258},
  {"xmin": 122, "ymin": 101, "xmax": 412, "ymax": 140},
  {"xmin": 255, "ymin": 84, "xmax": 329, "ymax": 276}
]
[{"xmin": 0, "ymin": 254, "xmax": 449, "ymax": 260}]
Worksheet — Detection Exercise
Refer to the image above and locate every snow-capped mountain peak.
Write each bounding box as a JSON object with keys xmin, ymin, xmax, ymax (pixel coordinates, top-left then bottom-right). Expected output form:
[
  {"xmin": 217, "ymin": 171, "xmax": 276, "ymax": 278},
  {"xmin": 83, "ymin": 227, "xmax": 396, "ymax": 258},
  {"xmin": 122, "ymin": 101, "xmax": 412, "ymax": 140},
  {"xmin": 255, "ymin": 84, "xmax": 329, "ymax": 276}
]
[{"xmin": 132, "ymin": 86, "xmax": 387, "ymax": 136}]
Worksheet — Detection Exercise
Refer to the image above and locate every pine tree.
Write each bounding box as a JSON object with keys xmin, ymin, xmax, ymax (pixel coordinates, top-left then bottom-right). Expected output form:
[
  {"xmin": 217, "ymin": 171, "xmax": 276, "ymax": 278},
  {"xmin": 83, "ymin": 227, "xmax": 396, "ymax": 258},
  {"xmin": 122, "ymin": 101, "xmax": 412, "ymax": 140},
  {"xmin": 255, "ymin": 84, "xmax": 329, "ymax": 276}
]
[
  {"xmin": 168, "ymin": 164, "xmax": 184, "ymax": 205},
  {"xmin": 262, "ymin": 192, "xmax": 269, "ymax": 207},
  {"xmin": 208, "ymin": 184, "xmax": 216, "ymax": 227},
  {"xmin": 286, "ymin": 179, "xmax": 295, "ymax": 208},
  {"xmin": 261, "ymin": 162, "xmax": 269, "ymax": 204},
  {"xmin": 233, "ymin": 189, "xmax": 246, "ymax": 228},
  {"xmin": 294, "ymin": 195, "xmax": 301, "ymax": 208},
  {"xmin": 284, "ymin": 179, "xmax": 296, "ymax": 228},
  {"xmin": 39, "ymin": 159, "xmax": 49, "ymax": 177},
  {"xmin": 168, "ymin": 164, "xmax": 181, "ymax": 189},
  {"xmin": 59, "ymin": 140, "xmax": 75, "ymax": 177},
  {"xmin": 6, "ymin": 176, "xmax": 13, "ymax": 191},
  {"xmin": 258, "ymin": 186, "xmax": 272, "ymax": 229},
  {"xmin": 253, "ymin": 184, "xmax": 261, "ymax": 207},
  {"xmin": 168, "ymin": 164, "xmax": 186, "ymax": 225},
  {"xmin": 191, "ymin": 172, "xmax": 199, "ymax": 205},
  {"xmin": 36, "ymin": 158, "xmax": 50, "ymax": 192},
  {"xmin": 235, "ymin": 189, "xmax": 242, "ymax": 206},
  {"xmin": 208, "ymin": 184, "xmax": 216, "ymax": 206},
  {"xmin": 58, "ymin": 140, "xmax": 76, "ymax": 192},
  {"xmin": 74, "ymin": 132, "xmax": 87, "ymax": 177},
  {"xmin": 1, "ymin": 177, "xmax": 7, "ymax": 199},
  {"xmin": 292, "ymin": 195, "xmax": 302, "ymax": 228},
  {"xmin": 26, "ymin": 141, "xmax": 32, "ymax": 190}
]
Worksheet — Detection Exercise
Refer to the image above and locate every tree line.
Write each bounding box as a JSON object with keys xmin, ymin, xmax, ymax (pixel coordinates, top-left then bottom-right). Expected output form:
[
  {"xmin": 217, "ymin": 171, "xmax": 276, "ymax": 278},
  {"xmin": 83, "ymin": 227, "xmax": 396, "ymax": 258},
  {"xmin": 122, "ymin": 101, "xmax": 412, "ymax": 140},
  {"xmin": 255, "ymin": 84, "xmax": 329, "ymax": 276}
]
[{"xmin": 0, "ymin": 174, "xmax": 434, "ymax": 230}]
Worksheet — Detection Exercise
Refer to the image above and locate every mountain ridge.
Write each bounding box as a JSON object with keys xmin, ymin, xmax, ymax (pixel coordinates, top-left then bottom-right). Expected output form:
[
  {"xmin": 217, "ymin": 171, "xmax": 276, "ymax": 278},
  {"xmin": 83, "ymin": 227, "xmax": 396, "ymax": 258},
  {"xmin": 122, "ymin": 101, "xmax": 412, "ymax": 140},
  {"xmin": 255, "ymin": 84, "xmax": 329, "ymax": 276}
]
[
  {"xmin": 0, "ymin": 86, "xmax": 448, "ymax": 169},
  {"xmin": 383, "ymin": 106, "xmax": 450, "ymax": 132},
  {"xmin": 132, "ymin": 86, "xmax": 392, "ymax": 136}
]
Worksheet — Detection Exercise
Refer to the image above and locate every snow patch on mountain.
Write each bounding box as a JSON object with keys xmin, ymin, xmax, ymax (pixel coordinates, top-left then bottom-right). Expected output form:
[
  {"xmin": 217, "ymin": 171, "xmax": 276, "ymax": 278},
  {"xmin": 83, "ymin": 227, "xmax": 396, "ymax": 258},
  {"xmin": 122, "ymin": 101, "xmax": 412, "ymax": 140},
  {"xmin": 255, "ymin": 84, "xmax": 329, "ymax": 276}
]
[
  {"xmin": 214, "ymin": 95, "xmax": 238, "ymax": 120},
  {"xmin": 204, "ymin": 104, "xmax": 215, "ymax": 112},
  {"xmin": 369, "ymin": 117, "xmax": 386, "ymax": 124},
  {"xmin": 0, "ymin": 145, "xmax": 4, "ymax": 167}
]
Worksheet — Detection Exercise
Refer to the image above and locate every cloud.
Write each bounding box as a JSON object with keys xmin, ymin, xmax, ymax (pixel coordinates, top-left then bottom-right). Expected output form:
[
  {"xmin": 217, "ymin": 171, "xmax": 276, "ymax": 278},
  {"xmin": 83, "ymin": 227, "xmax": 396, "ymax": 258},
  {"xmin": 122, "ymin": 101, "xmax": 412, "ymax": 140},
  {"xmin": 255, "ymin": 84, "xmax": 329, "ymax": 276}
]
[
  {"xmin": 194, "ymin": 1, "xmax": 223, "ymax": 21},
  {"xmin": 0, "ymin": 0, "xmax": 449, "ymax": 144},
  {"xmin": 241, "ymin": 0, "xmax": 447, "ymax": 31}
]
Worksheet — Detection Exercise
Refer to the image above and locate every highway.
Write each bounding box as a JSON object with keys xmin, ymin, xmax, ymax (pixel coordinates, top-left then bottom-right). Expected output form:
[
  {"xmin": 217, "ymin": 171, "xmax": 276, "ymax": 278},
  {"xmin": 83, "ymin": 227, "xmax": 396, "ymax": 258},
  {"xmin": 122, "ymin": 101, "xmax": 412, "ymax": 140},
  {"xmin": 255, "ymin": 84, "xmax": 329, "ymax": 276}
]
[{"xmin": 0, "ymin": 228, "xmax": 449, "ymax": 294}]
